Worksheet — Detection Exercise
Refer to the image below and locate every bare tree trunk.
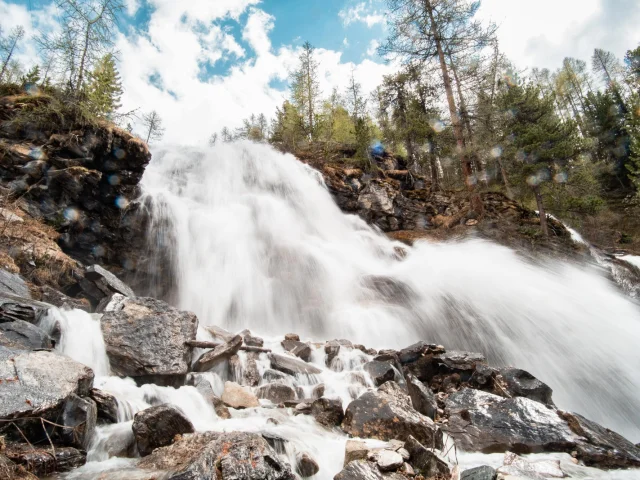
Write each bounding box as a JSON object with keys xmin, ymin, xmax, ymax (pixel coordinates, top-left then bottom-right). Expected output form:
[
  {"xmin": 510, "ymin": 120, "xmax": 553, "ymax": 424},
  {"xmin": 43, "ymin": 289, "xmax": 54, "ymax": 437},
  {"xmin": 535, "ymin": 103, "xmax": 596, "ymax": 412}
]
[
  {"xmin": 497, "ymin": 157, "xmax": 513, "ymax": 198},
  {"xmin": 430, "ymin": 154, "xmax": 440, "ymax": 190},
  {"xmin": 533, "ymin": 185, "xmax": 549, "ymax": 236},
  {"xmin": 426, "ymin": 0, "xmax": 482, "ymax": 215},
  {"xmin": 0, "ymin": 36, "xmax": 20, "ymax": 82},
  {"xmin": 76, "ymin": 24, "xmax": 91, "ymax": 91}
]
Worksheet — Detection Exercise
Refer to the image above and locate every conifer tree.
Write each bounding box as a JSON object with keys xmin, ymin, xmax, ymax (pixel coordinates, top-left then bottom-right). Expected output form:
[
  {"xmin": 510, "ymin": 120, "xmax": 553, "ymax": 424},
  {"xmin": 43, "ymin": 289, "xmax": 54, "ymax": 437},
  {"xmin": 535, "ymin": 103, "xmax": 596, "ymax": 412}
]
[
  {"xmin": 291, "ymin": 42, "xmax": 321, "ymax": 139},
  {"xmin": 86, "ymin": 53, "xmax": 122, "ymax": 118},
  {"xmin": 21, "ymin": 65, "xmax": 42, "ymax": 86}
]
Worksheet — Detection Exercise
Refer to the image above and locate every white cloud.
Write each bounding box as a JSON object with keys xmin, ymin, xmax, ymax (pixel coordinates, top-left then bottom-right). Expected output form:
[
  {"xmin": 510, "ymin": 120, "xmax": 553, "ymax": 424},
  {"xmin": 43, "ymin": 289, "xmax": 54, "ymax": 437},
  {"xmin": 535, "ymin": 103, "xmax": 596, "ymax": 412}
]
[
  {"xmin": 366, "ymin": 39, "xmax": 379, "ymax": 57},
  {"xmin": 477, "ymin": 0, "xmax": 640, "ymax": 71},
  {"xmin": 343, "ymin": 37, "xmax": 349, "ymax": 48},
  {"xmin": 339, "ymin": 2, "xmax": 386, "ymax": 28},
  {"xmin": 124, "ymin": 0, "xmax": 140, "ymax": 16},
  {"xmin": 242, "ymin": 8, "xmax": 274, "ymax": 57}
]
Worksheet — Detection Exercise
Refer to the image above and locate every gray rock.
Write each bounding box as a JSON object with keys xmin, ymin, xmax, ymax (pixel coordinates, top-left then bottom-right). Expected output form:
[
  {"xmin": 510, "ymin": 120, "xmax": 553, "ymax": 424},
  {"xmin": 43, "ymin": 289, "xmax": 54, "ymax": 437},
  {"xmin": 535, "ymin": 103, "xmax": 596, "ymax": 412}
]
[
  {"xmin": 137, "ymin": 431, "xmax": 296, "ymax": 479},
  {"xmin": 311, "ymin": 397, "xmax": 344, "ymax": 427},
  {"xmin": 133, "ymin": 404, "xmax": 195, "ymax": 457},
  {"xmin": 281, "ymin": 339, "xmax": 312, "ymax": 362},
  {"xmin": 59, "ymin": 394, "xmax": 97, "ymax": 449},
  {"xmin": 405, "ymin": 436, "xmax": 450, "ymax": 478},
  {"xmin": 371, "ymin": 449, "xmax": 403, "ymax": 472},
  {"xmin": 334, "ymin": 460, "xmax": 385, "ymax": 480},
  {"xmin": 0, "ymin": 270, "xmax": 30, "ymax": 298},
  {"xmin": 0, "ymin": 294, "xmax": 52, "ymax": 324},
  {"xmin": 193, "ymin": 335, "xmax": 242, "ymax": 372},
  {"xmin": 397, "ymin": 341, "xmax": 432, "ymax": 364},
  {"xmin": 362, "ymin": 275, "xmax": 414, "ymax": 305},
  {"xmin": 284, "ymin": 333, "xmax": 300, "ymax": 341},
  {"xmin": 342, "ymin": 381, "xmax": 442, "ymax": 448},
  {"xmin": 244, "ymin": 333, "xmax": 264, "ymax": 347},
  {"xmin": 325, "ymin": 339, "xmax": 352, "ymax": 366},
  {"xmin": 296, "ymin": 452, "xmax": 320, "ymax": 477},
  {"xmin": 559, "ymin": 411, "xmax": 640, "ymax": 468},
  {"xmin": 0, "ymin": 320, "xmax": 53, "ymax": 350},
  {"xmin": 312, "ymin": 383, "xmax": 325, "ymax": 399},
  {"xmin": 268, "ymin": 352, "xmax": 322, "ymax": 376},
  {"xmin": 0, "ymin": 452, "xmax": 38, "ymax": 479},
  {"xmin": 363, "ymin": 360, "xmax": 400, "ymax": 387},
  {"xmin": 0, "ymin": 347, "xmax": 93, "ymax": 432},
  {"xmin": 406, "ymin": 373, "xmax": 437, "ymax": 420},
  {"xmin": 502, "ymin": 452, "xmax": 564, "ymax": 478},
  {"xmin": 229, "ymin": 351, "xmax": 261, "ymax": 386},
  {"xmin": 90, "ymin": 388, "xmax": 119, "ymax": 424},
  {"xmin": 499, "ymin": 367, "xmax": 554, "ymax": 405},
  {"xmin": 256, "ymin": 383, "xmax": 297, "ymax": 404},
  {"xmin": 221, "ymin": 381, "xmax": 260, "ymax": 409},
  {"xmin": 461, "ymin": 465, "xmax": 497, "ymax": 480},
  {"xmin": 100, "ymin": 297, "xmax": 198, "ymax": 378},
  {"xmin": 85, "ymin": 264, "xmax": 135, "ymax": 297},
  {"xmin": 445, "ymin": 388, "xmax": 576, "ymax": 453}
]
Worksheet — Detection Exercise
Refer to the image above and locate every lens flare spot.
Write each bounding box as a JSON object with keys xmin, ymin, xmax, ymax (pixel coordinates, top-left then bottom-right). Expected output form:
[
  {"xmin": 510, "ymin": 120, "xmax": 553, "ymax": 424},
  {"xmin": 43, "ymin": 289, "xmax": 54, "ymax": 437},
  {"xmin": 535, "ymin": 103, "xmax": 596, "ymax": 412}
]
[
  {"xmin": 114, "ymin": 148, "xmax": 126, "ymax": 160},
  {"xmin": 490, "ymin": 146, "xmax": 503, "ymax": 158},
  {"xmin": 108, "ymin": 174, "xmax": 121, "ymax": 185},
  {"xmin": 115, "ymin": 196, "xmax": 129, "ymax": 209},
  {"xmin": 63, "ymin": 208, "xmax": 79, "ymax": 222}
]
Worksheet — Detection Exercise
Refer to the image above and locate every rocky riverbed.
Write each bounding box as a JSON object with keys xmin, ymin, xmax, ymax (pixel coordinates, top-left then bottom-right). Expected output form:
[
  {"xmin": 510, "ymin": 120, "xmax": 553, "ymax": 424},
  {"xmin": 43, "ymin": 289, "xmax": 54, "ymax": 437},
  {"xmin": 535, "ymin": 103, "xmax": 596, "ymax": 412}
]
[{"xmin": 1, "ymin": 272, "xmax": 639, "ymax": 479}]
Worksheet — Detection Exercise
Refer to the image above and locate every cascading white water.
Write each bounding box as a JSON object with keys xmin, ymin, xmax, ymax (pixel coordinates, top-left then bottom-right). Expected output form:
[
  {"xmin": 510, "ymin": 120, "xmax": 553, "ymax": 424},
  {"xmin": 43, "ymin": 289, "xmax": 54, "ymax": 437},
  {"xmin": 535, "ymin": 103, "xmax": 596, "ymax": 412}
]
[{"xmin": 141, "ymin": 141, "xmax": 640, "ymax": 442}]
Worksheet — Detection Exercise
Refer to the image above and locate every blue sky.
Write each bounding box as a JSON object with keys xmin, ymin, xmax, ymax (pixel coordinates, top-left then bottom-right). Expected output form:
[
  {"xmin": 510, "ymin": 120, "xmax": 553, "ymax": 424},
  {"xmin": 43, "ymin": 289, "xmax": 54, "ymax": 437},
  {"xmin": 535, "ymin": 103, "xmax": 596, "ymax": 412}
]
[{"xmin": 1, "ymin": 0, "xmax": 638, "ymax": 144}]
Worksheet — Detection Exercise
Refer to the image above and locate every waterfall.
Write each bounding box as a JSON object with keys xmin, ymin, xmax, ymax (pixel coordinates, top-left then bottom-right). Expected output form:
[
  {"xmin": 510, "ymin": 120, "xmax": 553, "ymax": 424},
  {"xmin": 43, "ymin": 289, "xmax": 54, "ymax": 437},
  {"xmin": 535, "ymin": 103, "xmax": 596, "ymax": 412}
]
[{"xmin": 137, "ymin": 141, "xmax": 640, "ymax": 442}]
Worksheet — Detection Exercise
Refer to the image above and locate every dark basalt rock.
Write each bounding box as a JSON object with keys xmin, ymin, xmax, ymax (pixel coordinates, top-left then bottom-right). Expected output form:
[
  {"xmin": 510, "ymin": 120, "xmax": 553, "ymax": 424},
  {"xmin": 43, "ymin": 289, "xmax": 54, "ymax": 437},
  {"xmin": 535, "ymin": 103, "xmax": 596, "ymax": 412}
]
[
  {"xmin": 0, "ymin": 320, "xmax": 53, "ymax": 350},
  {"xmin": 132, "ymin": 404, "xmax": 195, "ymax": 457},
  {"xmin": 498, "ymin": 367, "xmax": 554, "ymax": 405},
  {"xmin": 296, "ymin": 452, "xmax": 320, "ymax": 477},
  {"xmin": 137, "ymin": 431, "xmax": 296, "ymax": 479},
  {"xmin": 100, "ymin": 297, "xmax": 198, "ymax": 378},
  {"xmin": 90, "ymin": 388, "xmax": 119, "ymax": 424},
  {"xmin": 397, "ymin": 341, "xmax": 432, "ymax": 364},
  {"xmin": 311, "ymin": 397, "xmax": 344, "ymax": 427},
  {"xmin": 342, "ymin": 381, "xmax": 443, "ymax": 448},
  {"xmin": 269, "ymin": 352, "xmax": 322, "ymax": 376},
  {"xmin": 256, "ymin": 383, "xmax": 297, "ymax": 404},
  {"xmin": 4, "ymin": 444, "xmax": 86, "ymax": 476},
  {"xmin": 406, "ymin": 374, "xmax": 437, "ymax": 420},
  {"xmin": 193, "ymin": 334, "xmax": 242, "ymax": 372},
  {"xmin": 405, "ymin": 349, "xmax": 486, "ymax": 384},
  {"xmin": 59, "ymin": 394, "xmax": 97, "ymax": 449},
  {"xmin": 445, "ymin": 388, "xmax": 576, "ymax": 454},
  {"xmin": 363, "ymin": 360, "xmax": 401, "ymax": 387}
]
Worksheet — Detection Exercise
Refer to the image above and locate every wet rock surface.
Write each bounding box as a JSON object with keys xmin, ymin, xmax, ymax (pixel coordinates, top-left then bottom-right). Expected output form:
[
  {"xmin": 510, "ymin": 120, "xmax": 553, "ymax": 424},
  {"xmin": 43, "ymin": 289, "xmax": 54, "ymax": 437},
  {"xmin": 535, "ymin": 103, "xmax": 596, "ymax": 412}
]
[
  {"xmin": 498, "ymin": 367, "xmax": 554, "ymax": 405},
  {"xmin": 193, "ymin": 334, "xmax": 242, "ymax": 372},
  {"xmin": 342, "ymin": 381, "xmax": 443, "ymax": 448},
  {"xmin": 137, "ymin": 431, "xmax": 296, "ymax": 479},
  {"xmin": 132, "ymin": 404, "xmax": 195, "ymax": 457},
  {"xmin": 405, "ymin": 373, "xmax": 437, "ymax": 420},
  {"xmin": 311, "ymin": 397, "xmax": 344, "ymax": 427},
  {"xmin": 256, "ymin": 383, "xmax": 297, "ymax": 404},
  {"xmin": 269, "ymin": 352, "xmax": 322, "ymax": 376},
  {"xmin": 90, "ymin": 388, "xmax": 119, "ymax": 424},
  {"xmin": 100, "ymin": 296, "xmax": 198, "ymax": 378},
  {"xmin": 0, "ymin": 320, "xmax": 53, "ymax": 349},
  {"xmin": 3, "ymin": 444, "xmax": 86, "ymax": 476}
]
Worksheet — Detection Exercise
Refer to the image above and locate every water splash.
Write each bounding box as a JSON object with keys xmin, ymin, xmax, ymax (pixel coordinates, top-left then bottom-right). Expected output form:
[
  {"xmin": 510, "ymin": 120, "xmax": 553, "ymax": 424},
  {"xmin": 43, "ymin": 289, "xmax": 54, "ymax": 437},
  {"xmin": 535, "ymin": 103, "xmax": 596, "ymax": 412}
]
[{"xmin": 140, "ymin": 141, "xmax": 640, "ymax": 441}]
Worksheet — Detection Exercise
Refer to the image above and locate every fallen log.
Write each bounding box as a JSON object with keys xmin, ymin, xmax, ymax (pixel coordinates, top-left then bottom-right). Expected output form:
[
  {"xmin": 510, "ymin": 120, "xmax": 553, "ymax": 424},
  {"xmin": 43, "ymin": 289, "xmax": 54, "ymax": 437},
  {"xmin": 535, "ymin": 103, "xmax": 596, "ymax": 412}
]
[{"xmin": 185, "ymin": 340, "xmax": 271, "ymax": 353}]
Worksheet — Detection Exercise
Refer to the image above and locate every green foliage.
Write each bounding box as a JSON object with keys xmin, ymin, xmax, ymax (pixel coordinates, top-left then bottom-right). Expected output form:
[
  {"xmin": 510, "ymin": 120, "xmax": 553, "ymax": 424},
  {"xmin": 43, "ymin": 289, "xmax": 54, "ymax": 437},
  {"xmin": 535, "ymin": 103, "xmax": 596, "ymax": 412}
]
[
  {"xmin": 626, "ymin": 94, "xmax": 640, "ymax": 194},
  {"xmin": 85, "ymin": 54, "xmax": 123, "ymax": 119},
  {"xmin": 21, "ymin": 65, "xmax": 41, "ymax": 86},
  {"xmin": 270, "ymin": 100, "xmax": 306, "ymax": 151},
  {"xmin": 290, "ymin": 42, "xmax": 321, "ymax": 139}
]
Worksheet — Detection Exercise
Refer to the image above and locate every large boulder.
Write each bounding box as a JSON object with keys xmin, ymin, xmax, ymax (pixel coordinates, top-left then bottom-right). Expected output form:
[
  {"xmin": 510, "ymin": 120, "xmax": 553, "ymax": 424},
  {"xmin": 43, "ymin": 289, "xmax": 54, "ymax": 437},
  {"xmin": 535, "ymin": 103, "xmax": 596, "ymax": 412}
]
[
  {"xmin": 498, "ymin": 367, "xmax": 554, "ymax": 405},
  {"xmin": 0, "ymin": 270, "xmax": 30, "ymax": 298},
  {"xmin": 132, "ymin": 404, "xmax": 195, "ymax": 457},
  {"xmin": 445, "ymin": 388, "xmax": 576, "ymax": 454},
  {"xmin": 406, "ymin": 349, "xmax": 486, "ymax": 385},
  {"xmin": 363, "ymin": 360, "xmax": 399, "ymax": 387},
  {"xmin": 334, "ymin": 460, "xmax": 385, "ymax": 480},
  {"xmin": 268, "ymin": 352, "xmax": 322, "ymax": 376},
  {"xmin": 404, "ymin": 436, "xmax": 450, "ymax": 478},
  {"xmin": 0, "ymin": 346, "xmax": 94, "ymax": 441},
  {"xmin": 0, "ymin": 320, "xmax": 53, "ymax": 350},
  {"xmin": 137, "ymin": 431, "xmax": 296, "ymax": 479},
  {"xmin": 445, "ymin": 388, "xmax": 640, "ymax": 467},
  {"xmin": 342, "ymin": 381, "xmax": 442, "ymax": 448},
  {"xmin": 100, "ymin": 297, "xmax": 198, "ymax": 380},
  {"xmin": 281, "ymin": 338, "xmax": 312, "ymax": 362},
  {"xmin": 84, "ymin": 264, "xmax": 135, "ymax": 298},
  {"xmin": 193, "ymin": 335, "xmax": 242, "ymax": 372}
]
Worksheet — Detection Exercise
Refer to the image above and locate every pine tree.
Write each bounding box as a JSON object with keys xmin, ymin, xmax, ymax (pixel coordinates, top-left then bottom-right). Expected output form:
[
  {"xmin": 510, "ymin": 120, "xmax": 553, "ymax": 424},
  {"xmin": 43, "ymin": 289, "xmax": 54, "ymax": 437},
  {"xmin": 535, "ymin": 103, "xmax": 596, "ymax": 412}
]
[
  {"xmin": 21, "ymin": 65, "xmax": 41, "ymax": 86},
  {"xmin": 290, "ymin": 42, "xmax": 321, "ymax": 139},
  {"xmin": 86, "ymin": 53, "xmax": 122, "ymax": 118},
  {"xmin": 496, "ymin": 82, "xmax": 581, "ymax": 235}
]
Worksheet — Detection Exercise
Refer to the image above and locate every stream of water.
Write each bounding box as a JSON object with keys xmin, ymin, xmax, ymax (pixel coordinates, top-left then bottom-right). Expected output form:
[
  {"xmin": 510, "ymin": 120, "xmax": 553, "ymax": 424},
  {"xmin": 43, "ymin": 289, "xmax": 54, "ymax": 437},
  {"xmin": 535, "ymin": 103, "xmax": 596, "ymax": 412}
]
[{"xmin": 45, "ymin": 141, "xmax": 640, "ymax": 478}]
